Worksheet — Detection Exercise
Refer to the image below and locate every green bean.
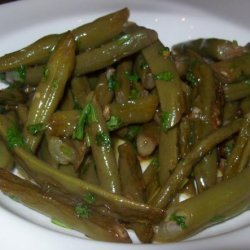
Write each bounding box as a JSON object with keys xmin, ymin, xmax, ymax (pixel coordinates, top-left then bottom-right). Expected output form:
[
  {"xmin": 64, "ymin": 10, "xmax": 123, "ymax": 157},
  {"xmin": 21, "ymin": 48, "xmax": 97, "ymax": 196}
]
[
  {"xmin": 212, "ymin": 53, "xmax": 250, "ymax": 84},
  {"xmin": 136, "ymin": 121, "xmax": 160, "ymax": 157},
  {"xmin": 38, "ymin": 136, "xmax": 58, "ymax": 168},
  {"xmin": 115, "ymin": 60, "xmax": 133, "ymax": 103},
  {"xmin": 223, "ymin": 116, "xmax": 250, "ymax": 179},
  {"xmin": 240, "ymin": 97, "xmax": 250, "ymax": 115},
  {"xmin": 0, "ymin": 168, "xmax": 131, "ymax": 243},
  {"xmin": 108, "ymin": 93, "xmax": 158, "ymax": 126},
  {"xmin": 86, "ymin": 94, "xmax": 121, "ymax": 194},
  {"xmin": 5, "ymin": 65, "xmax": 44, "ymax": 86},
  {"xmin": 58, "ymin": 164, "xmax": 79, "ymax": 178},
  {"xmin": 23, "ymin": 32, "xmax": 76, "ymax": 152},
  {"xmin": 95, "ymin": 72, "xmax": 114, "ymax": 107},
  {"xmin": 179, "ymin": 117, "xmax": 191, "ymax": 158},
  {"xmin": 224, "ymin": 80, "xmax": 250, "ymax": 102},
  {"xmin": 223, "ymin": 101, "xmax": 240, "ymax": 124},
  {"xmin": 48, "ymin": 110, "xmax": 80, "ymax": 138},
  {"xmin": 118, "ymin": 142, "xmax": 154, "ymax": 243},
  {"xmin": 0, "ymin": 114, "xmax": 165, "ymax": 223},
  {"xmin": 0, "ymin": 87, "xmax": 27, "ymax": 105},
  {"xmin": 74, "ymin": 26, "xmax": 158, "ymax": 76},
  {"xmin": 143, "ymin": 40, "xmax": 185, "ymax": 128},
  {"xmin": 142, "ymin": 40, "xmax": 185, "ymax": 186},
  {"xmin": 149, "ymin": 118, "xmax": 243, "ymax": 209},
  {"xmin": 70, "ymin": 76, "xmax": 90, "ymax": 109},
  {"xmin": 191, "ymin": 63, "xmax": 218, "ymax": 192},
  {"xmin": 118, "ymin": 142, "xmax": 145, "ymax": 202},
  {"xmin": 153, "ymin": 166, "xmax": 250, "ymax": 242},
  {"xmin": 134, "ymin": 54, "xmax": 155, "ymax": 90},
  {"xmin": 0, "ymin": 9, "xmax": 129, "ymax": 73},
  {"xmin": 79, "ymin": 156, "xmax": 99, "ymax": 186},
  {"xmin": 172, "ymin": 38, "xmax": 248, "ymax": 61},
  {"xmin": 0, "ymin": 138, "xmax": 14, "ymax": 170}
]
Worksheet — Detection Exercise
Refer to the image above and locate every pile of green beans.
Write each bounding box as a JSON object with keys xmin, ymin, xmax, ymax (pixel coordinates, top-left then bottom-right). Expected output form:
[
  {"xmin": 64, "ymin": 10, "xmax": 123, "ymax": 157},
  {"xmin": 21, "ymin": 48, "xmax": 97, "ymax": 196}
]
[{"xmin": 0, "ymin": 9, "xmax": 250, "ymax": 244}]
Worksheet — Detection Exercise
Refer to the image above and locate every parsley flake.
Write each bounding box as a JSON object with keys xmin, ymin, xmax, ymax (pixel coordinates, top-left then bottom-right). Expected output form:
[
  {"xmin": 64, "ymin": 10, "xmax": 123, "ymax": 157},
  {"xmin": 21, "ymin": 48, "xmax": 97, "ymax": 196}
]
[
  {"xmin": 169, "ymin": 213, "xmax": 187, "ymax": 229},
  {"xmin": 75, "ymin": 204, "xmax": 90, "ymax": 218},
  {"xmin": 6, "ymin": 123, "xmax": 26, "ymax": 149},
  {"xmin": 106, "ymin": 115, "xmax": 121, "ymax": 131},
  {"xmin": 95, "ymin": 132, "xmax": 112, "ymax": 149},
  {"xmin": 83, "ymin": 192, "xmax": 96, "ymax": 204},
  {"xmin": 27, "ymin": 123, "xmax": 45, "ymax": 136},
  {"xmin": 153, "ymin": 71, "xmax": 174, "ymax": 81},
  {"xmin": 161, "ymin": 111, "xmax": 175, "ymax": 131}
]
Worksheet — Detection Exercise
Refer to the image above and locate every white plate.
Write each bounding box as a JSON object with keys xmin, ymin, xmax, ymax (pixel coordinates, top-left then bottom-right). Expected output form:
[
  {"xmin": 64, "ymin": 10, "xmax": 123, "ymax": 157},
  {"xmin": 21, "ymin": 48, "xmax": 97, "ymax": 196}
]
[{"xmin": 0, "ymin": 0, "xmax": 250, "ymax": 249}]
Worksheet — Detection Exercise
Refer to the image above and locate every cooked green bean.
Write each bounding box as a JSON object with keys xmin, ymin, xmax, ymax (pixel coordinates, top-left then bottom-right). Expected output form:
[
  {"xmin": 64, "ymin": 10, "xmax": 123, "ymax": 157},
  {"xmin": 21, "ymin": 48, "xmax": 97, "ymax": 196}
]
[
  {"xmin": 0, "ymin": 87, "xmax": 27, "ymax": 105},
  {"xmin": 0, "ymin": 8, "xmax": 129, "ymax": 73},
  {"xmin": 240, "ymin": 97, "xmax": 250, "ymax": 115},
  {"xmin": 23, "ymin": 32, "xmax": 75, "ymax": 151},
  {"xmin": 0, "ymin": 114, "xmax": 165, "ymax": 223},
  {"xmin": 154, "ymin": 166, "xmax": 250, "ymax": 242},
  {"xmin": 224, "ymin": 80, "xmax": 250, "ymax": 101},
  {"xmin": 172, "ymin": 38, "xmax": 248, "ymax": 61},
  {"xmin": 115, "ymin": 60, "xmax": 133, "ymax": 103},
  {"xmin": 223, "ymin": 116, "xmax": 250, "ymax": 179},
  {"xmin": 86, "ymin": 94, "xmax": 121, "ymax": 194},
  {"xmin": 108, "ymin": 93, "xmax": 159, "ymax": 126},
  {"xmin": 74, "ymin": 26, "xmax": 158, "ymax": 76},
  {"xmin": 0, "ymin": 138, "xmax": 14, "ymax": 170},
  {"xmin": 212, "ymin": 53, "xmax": 250, "ymax": 83},
  {"xmin": 0, "ymin": 168, "xmax": 131, "ymax": 243},
  {"xmin": 142, "ymin": 40, "xmax": 185, "ymax": 186},
  {"xmin": 149, "ymin": 118, "xmax": 243, "ymax": 209}
]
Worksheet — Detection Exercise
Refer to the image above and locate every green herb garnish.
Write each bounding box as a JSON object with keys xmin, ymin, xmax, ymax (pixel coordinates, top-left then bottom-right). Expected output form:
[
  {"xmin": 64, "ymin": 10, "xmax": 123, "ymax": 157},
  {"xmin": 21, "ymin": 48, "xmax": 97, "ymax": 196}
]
[
  {"xmin": 6, "ymin": 123, "xmax": 26, "ymax": 149},
  {"xmin": 169, "ymin": 213, "xmax": 187, "ymax": 229},
  {"xmin": 107, "ymin": 73, "xmax": 119, "ymax": 91},
  {"xmin": 43, "ymin": 66, "xmax": 49, "ymax": 80},
  {"xmin": 106, "ymin": 115, "xmax": 121, "ymax": 131},
  {"xmin": 126, "ymin": 125, "xmax": 140, "ymax": 141},
  {"xmin": 186, "ymin": 71, "xmax": 199, "ymax": 87},
  {"xmin": 51, "ymin": 219, "xmax": 71, "ymax": 229},
  {"xmin": 161, "ymin": 111, "xmax": 175, "ymax": 131},
  {"xmin": 83, "ymin": 192, "xmax": 96, "ymax": 204},
  {"xmin": 75, "ymin": 204, "xmax": 90, "ymax": 218},
  {"xmin": 129, "ymin": 88, "xmax": 140, "ymax": 100},
  {"xmin": 153, "ymin": 71, "xmax": 174, "ymax": 81},
  {"xmin": 17, "ymin": 65, "xmax": 26, "ymax": 83},
  {"xmin": 27, "ymin": 123, "xmax": 45, "ymax": 136},
  {"xmin": 125, "ymin": 72, "xmax": 139, "ymax": 82},
  {"xmin": 73, "ymin": 103, "xmax": 97, "ymax": 140},
  {"xmin": 95, "ymin": 132, "xmax": 112, "ymax": 150}
]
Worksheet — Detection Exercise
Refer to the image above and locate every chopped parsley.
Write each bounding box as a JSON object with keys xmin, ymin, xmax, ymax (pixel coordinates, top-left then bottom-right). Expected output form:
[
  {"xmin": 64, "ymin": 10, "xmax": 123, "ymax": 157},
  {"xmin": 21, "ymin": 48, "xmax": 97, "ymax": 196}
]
[
  {"xmin": 169, "ymin": 213, "xmax": 187, "ymax": 229},
  {"xmin": 186, "ymin": 71, "xmax": 199, "ymax": 87},
  {"xmin": 159, "ymin": 46, "xmax": 170, "ymax": 58},
  {"xmin": 0, "ymin": 73, "xmax": 5, "ymax": 81},
  {"xmin": 140, "ymin": 62, "xmax": 149, "ymax": 70},
  {"xmin": 161, "ymin": 111, "xmax": 175, "ymax": 131},
  {"xmin": 95, "ymin": 131, "xmax": 112, "ymax": 150},
  {"xmin": 75, "ymin": 203, "xmax": 90, "ymax": 218},
  {"xmin": 125, "ymin": 72, "xmax": 139, "ymax": 83},
  {"xmin": 129, "ymin": 88, "xmax": 140, "ymax": 100},
  {"xmin": 83, "ymin": 192, "xmax": 96, "ymax": 204},
  {"xmin": 106, "ymin": 115, "xmax": 121, "ymax": 131},
  {"xmin": 51, "ymin": 218, "xmax": 71, "ymax": 229},
  {"xmin": 27, "ymin": 123, "xmax": 46, "ymax": 136},
  {"xmin": 73, "ymin": 103, "xmax": 98, "ymax": 140},
  {"xmin": 17, "ymin": 65, "xmax": 26, "ymax": 83},
  {"xmin": 150, "ymin": 156, "xmax": 159, "ymax": 169},
  {"xmin": 126, "ymin": 125, "xmax": 140, "ymax": 141},
  {"xmin": 107, "ymin": 73, "xmax": 119, "ymax": 91},
  {"xmin": 51, "ymin": 79, "xmax": 59, "ymax": 88},
  {"xmin": 153, "ymin": 71, "xmax": 174, "ymax": 81},
  {"xmin": 43, "ymin": 66, "xmax": 49, "ymax": 80},
  {"xmin": 6, "ymin": 123, "xmax": 26, "ymax": 149}
]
